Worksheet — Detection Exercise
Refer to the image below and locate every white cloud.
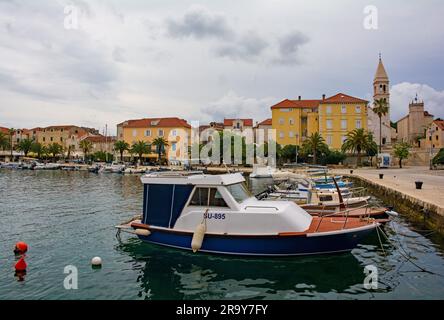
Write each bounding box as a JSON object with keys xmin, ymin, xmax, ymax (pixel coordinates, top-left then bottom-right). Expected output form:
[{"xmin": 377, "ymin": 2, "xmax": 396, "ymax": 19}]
[
  {"xmin": 391, "ymin": 82, "xmax": 444, "ymax": 122},
  {"xmin": 201, "ymin": 91, "xmax": 275, "ymax": 123}
]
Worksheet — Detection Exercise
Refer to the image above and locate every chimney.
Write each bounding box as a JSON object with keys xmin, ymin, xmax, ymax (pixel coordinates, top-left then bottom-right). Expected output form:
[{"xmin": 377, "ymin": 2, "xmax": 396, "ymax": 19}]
[
  {"xmin": 322, "ymin": 94, "xmax": 326, "ymax": 100},
  {"xmin": 298, "ymin": 96, "xmax": 301, "ymax": 101}
]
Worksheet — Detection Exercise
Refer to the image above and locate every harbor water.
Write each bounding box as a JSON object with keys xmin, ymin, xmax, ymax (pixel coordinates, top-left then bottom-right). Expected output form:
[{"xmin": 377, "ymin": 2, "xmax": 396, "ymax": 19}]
[{"xmin": 1, "ymin": 170, "xmax": 444, "ymax": 300}]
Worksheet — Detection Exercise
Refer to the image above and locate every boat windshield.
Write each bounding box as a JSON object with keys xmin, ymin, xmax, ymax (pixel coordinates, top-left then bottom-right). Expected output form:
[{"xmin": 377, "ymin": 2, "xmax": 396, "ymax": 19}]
[{"xmin": 226, "ymin": 183, "xmax": 252, "ymax": 203}]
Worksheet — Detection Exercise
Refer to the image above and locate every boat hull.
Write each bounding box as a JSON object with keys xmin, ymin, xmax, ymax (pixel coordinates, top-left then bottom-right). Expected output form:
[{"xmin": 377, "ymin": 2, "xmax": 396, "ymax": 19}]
[{"xmin": 135, "ymin": 226, "xmax": 376, "ymax": 256}]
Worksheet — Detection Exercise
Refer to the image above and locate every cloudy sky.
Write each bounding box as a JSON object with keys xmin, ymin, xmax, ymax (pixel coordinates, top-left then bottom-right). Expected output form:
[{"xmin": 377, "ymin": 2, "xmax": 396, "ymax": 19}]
[{"xmin": 0, "ymin": 0, "xmax": 443, "ymax": 134}]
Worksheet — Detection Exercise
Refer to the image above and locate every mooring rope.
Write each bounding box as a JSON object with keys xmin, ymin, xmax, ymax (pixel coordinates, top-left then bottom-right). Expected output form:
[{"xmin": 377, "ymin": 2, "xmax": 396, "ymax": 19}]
[{"xmin": 377, "ymin": 224, "xmax": 444, "ymax": 278}]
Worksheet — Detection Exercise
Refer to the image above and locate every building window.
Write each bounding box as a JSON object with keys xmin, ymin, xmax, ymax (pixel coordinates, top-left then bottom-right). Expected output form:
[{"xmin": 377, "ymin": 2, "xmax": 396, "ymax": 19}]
[
  {"xmin": 279, "ymin": 118, "xmax": 284, "ymax": 125},
  {"xmin": 341, "ymin": 136, "xmax": 347, "ymax": 144},
  {"xmin": 279, "ymin": 131, "xmax": 284, "ymax": 138},
  {"xmin": 327, "ymin": 136, "xmax": 332, "ymax": 146},
  {"xmin": 356, "ymin": 119, "xmax": 362, "ymax": 129},
  {"xmin": 172, "ymin": 142, "xmax": 177, "ymax": 151},
  {"xmin": 132, "ymin": 129, "xmax": 137, "ymax": 137},
  {"xmin": 341, "ymin": 105, "xmax": 347, "ymax": 114},
  {"xmin": 356, "ymin": 106, "xmax": 361, "ymax": 114},
  {"xmin": 60, "ymin": 137, "xmax": 63, "ymax": 142},
  {"xmin": 43, "ymin": 137, "xmax": 46, "ymax": 142},
  {"xmin": 326, "ymin": 106, "xmax": 332, "ymax": 114},
  {"xmin": 341, "ymin": 120, "xmax": 347, "ymax": 130},
  {"xmin": 50, "ymin": 137, "xmax": 53, "ymax": 142},
  {"xmin": 172, "ymin": 130, "xmax": 177, "ymax": 136},
  {"xmin": 289, "ymin": 118, "xmax": 294, "ymax": 125},
  {"xmin": 145, "ymin": 130, "xmax": 151, "ymax": 137},
  {"xmin": 159, "ymin": 129, "xmax": 164, "ymax": 137},
  {"xmin": 326, "ymin": 120, "xmax": 333, "ymax": 130},
  {"xmin": 289, "ymin": 131, "xmax": 294, "ymax": 138},
  {"xmin": 437, "ymin": 135, "xmax": 439, "ymax": 141}
]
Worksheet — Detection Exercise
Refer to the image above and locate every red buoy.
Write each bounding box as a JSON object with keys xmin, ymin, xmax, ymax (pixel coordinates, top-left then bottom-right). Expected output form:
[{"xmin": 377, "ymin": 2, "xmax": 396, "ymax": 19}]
[
  {"xmin": 14, "ymin": 242, "xmax": 28, "ymax": 255},
  {"xmin": 15, "ymin": 257, "xmax": 27, "ymax": 271}
]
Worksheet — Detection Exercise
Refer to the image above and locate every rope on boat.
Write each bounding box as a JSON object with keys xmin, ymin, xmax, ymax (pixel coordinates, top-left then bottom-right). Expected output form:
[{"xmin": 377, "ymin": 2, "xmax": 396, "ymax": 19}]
[{"xmin": 376, "ymin": 225, "xmax": 444, "ymax": 278}]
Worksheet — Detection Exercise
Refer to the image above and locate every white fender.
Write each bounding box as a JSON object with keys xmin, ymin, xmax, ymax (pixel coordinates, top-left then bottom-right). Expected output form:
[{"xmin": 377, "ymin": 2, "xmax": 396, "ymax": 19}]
[
  {"xmin": 191, "ymin": 222, "xmax": 206, "ymax": 253},
  {"xmin": 135, "ymin": 228, "xmax": 151, "ymax": 236}
]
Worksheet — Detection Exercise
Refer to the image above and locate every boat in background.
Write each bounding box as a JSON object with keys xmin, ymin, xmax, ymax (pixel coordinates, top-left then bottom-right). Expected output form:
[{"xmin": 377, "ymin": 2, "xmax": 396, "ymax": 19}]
[{"xmin": 116, "ymin": 172, "xmax": 379, "ymax": 256}]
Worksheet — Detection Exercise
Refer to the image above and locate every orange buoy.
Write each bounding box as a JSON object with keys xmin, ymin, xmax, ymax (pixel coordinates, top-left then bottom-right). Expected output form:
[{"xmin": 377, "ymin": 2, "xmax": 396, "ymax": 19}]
[
  {"xmin": 15, "ymin": 257, "xmax": 27, "ymax": 271},
  {"xmin": 14, "ymin": 242, "xmax": 28, "ymax": 254}
]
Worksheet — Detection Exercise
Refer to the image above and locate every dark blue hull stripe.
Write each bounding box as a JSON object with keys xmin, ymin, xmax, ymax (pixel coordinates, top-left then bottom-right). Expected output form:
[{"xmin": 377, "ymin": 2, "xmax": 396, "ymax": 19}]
[{"xmin": 136, "ymin": 228, "xmax": 375, "ymax": 256}]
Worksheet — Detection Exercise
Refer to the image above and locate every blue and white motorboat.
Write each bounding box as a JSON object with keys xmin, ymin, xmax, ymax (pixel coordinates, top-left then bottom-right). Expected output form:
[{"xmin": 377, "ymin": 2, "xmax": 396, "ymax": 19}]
[{"xmin": 116, "ymin": 172, "xmax": 379, "ymax": 256}]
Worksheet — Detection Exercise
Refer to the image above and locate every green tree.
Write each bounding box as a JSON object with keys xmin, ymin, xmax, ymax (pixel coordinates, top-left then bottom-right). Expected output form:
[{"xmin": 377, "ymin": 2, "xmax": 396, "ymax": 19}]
[
  {"xmin": 114, "ymin": 140, "xmax": 129, "ymax": 162},
  {"xmin": 17, "ymin": 138, "xmax": 33, "ymax": 157},
  {"xmin": 341, "ymin": 129, "xmax": 372, "ymax": 167},
  {"xmin": 432, "ymin": 148, "xmax": 444, "ymax": 165},
  {"xmin": 302, "ymin": 133, "xmax": 327, "ymax": 164},
  {"xmin": 373, "ymin": 98, "xmax": 389, "ymax": 153},
  {"xmin": 31, "ymin": 142, "xmax": 45, "ymax": 159},
  {"xmin": 322, "ymin": 150, "xmax": 346, "ymax": 165},
  {"xmin": 0, "ymin": 132, "xmax": 9, "ymax": 151},
  {"xmin": 92, "ymin": 151, "xmax": 114, "ymax": 162},
  {"xmin": 131, "ymin": 141, "xmax": 151, "ymax": 164},
  {"xmin": 47, "ymin": 143, "xmax": 63, "ymax": 161},
  {"xmin": 366, "ymin": 134, "xmax": 378, "ymax": 166},
  {"xmin": 393, "ymin": 142, "xmax": 410, "ymax": 168},
  {"xmin": 280, "ymin": 145, "xmax": 298, "ymax": 163},
  {"xmin": 79, "ymin": 139, "xmax": 93, "ymax": 161},
  {"xmin": 152, "ymin": 137, "xmax": 169, "ymax": 163}
]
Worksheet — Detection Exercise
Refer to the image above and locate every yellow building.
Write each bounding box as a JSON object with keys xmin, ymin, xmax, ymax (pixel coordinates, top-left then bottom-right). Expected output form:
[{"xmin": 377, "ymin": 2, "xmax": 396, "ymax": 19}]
[
  {"xmin": 271, "ymin": 97, "xmax": 321, "ymax": 146},
  {"xmin": 271, "ymin": 93, "xmax": 369, "ymax": 150},
  {"xmin": 116, "ymin": 117, "xmax": 191, "ymax": 161},
  {"xmin": 318, "ymin": 93, "xmax": 368, "ymax": 150},
  {"xmin": 424, "ymin": 120, "xmax": 444, "ymax": 150}
]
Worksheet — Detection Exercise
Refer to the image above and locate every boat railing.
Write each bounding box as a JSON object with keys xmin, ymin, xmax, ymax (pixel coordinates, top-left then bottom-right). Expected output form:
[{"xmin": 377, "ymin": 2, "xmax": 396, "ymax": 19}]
[
  {"xmin": 244, "ymin": 205, "xmax": 279, "ymax": 211},
  {"xmin": 314, "ymin": 201, "xmax": 370, "ymax": 232}
]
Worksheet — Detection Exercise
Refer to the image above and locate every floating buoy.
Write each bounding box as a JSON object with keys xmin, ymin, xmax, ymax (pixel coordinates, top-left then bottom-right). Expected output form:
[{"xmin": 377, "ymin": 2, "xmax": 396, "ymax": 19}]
[
  {"xmin": 14, "ymin": 242, "xmax": 28, "ymax": 255},
  {"xmin": 15, "ymin": 257, "xmax": 27, "ymax": 271},
  {"xmin": 135, "ymin": 229, "xmax": 151, "ymax": 236},
  {"xmin": 91, "ymin": 257, "xmax": 102, "ymax": 268},
  {"xmin": 191, "ymin": 222, "xmax": 206, "ymax": 253}
]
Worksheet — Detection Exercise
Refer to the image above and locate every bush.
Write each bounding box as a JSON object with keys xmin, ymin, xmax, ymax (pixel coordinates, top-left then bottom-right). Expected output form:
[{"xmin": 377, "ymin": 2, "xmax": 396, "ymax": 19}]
[
  {"xmin": 321, "ymin": 150, "xmax": 346, "ymax": 165},
  {"xmin": 433, "ymin": 148, "xmax": 444, "ymax": 165}
]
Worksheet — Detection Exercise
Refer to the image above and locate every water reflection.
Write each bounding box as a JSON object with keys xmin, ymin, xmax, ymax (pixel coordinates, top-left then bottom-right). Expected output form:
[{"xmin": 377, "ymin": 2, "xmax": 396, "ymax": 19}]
[{"xmin": 116, "ymin": 239, "xmax": 376, "ymax": 300}]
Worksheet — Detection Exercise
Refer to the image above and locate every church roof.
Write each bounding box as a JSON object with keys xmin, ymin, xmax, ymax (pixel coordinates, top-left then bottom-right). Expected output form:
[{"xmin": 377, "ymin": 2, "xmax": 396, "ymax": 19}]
[{"xmin": 374, "ymin": 58, "xmax": 389, "ymax": 81}]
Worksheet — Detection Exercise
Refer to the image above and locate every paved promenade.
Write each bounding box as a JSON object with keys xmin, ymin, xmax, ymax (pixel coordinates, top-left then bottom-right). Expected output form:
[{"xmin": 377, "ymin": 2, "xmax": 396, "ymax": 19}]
[{"xmin": 332, "ymin": 166, "xmax": 444, "ymax": 216}]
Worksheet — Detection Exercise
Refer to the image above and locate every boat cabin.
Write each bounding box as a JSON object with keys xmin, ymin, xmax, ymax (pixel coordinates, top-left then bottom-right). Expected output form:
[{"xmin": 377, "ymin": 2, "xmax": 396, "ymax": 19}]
[{"xmin": 139, "ymin": 172, "xmax": 313, "ymax": 235}]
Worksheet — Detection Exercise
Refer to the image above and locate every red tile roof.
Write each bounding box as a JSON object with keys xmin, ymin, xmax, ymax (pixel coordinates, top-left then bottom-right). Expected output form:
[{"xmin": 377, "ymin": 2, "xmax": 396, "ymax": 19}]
[
  {"xmin": 271, "ymin": 99, "xmax": 321, "ymax": 110},
  {"xmin": 424, "ymin": 111, "xmax": 434, "ymax": 117},
  {"xmin": 84, "ymin": 135, "xmax": 117, "ymax": 143},
  {"xmin": 257, "ymin": 118, "xmax": 272, "ymax": 126},
  {"xmin": 0, "ymin": 126, "xmax": 10, "ymax": 134},
  {"xmin": 320, "ymin": 93, "xmax": 368, "ymax": 104},
  {"xmin": 434, "ymin": 120, "xmax": 444, "ymax": 131},
  {"xmin": 119, "ymin": 117, "xmax": 191, "ymax": 129},
  {"xmin": 223, "ymin": 119, "xmax": 254, "ymax": 127}
]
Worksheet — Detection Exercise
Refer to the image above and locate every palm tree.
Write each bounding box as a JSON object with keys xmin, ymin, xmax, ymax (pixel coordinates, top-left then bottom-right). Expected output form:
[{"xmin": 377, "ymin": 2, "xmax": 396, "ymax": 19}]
[
  {"xmin": 152, "ymin": 137, "xmax": 169, "ymax": 163},
  {"xmin": 342, "ymin": 129, "xmax": 372, "ymax": 167},
  {"xmin": 31, "ymin": 142, "xmax": 45, "ymax": 159},
  {"xmin": 0, "ymin": 132, "xmax": 9, "ymax": 151},
  {"xmin": 79, "ymin": 139, "xmax": 93, "ymax": 161},
  {"xmin": 302, "ymin": 133, "xmax": 327, "ymax": 164},
  {"xmin": 17, "ymin": 138, "xmax": 33, "ymax": 157},
  {"xmin": 8, "ymin": 128, "xmax": 14, "ymax": 159},
  {"xmin": 131, "ymin": 141, "xmax": 151, "ymax": 164},
  {"xmin": 114, "ymin": 140, "xmax": 129, "ymax": 162},
  {"xmin": 373, "ymin": 98, "xmax": 389, "ymax": 153},
  {"xmin": 47, "ymin": 143, "xmax": 63, "ymax": 162},
  {"xmin": 366, "ymin": 133, "xmax": 378, "ymax": 167}
]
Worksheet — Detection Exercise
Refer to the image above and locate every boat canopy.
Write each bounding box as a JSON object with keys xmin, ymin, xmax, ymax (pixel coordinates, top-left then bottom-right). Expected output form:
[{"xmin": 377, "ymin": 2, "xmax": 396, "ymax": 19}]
[
  {"xmin": 139, "ymin": 172, "xmax": 246, "ymax": 229},
  {"xmin": 140, "ymin": 172, "xmax": 245, "ymax": 186}
]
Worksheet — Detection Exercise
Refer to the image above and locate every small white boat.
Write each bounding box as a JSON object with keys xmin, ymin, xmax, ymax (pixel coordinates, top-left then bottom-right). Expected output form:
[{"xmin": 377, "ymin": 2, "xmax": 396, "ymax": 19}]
[
  {"xmin": 250, "ymin": 165, "xmax": 275, "ymax": 178},
  {"xmin": 116, "ymin": 172, "xmax": 379, "ymax": 256},
  {"xmin": 123, "ymin": 167, "xmax": 146, "ymax": 174}
]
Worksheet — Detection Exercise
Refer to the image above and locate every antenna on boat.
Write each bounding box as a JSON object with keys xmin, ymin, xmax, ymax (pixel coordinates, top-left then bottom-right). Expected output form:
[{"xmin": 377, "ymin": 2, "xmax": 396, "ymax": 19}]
[{"xmin": 332, "ymin": 177, "xmax": 346, "ymax": 210}]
